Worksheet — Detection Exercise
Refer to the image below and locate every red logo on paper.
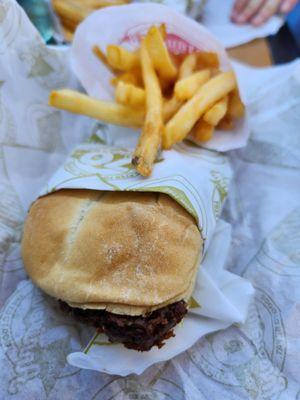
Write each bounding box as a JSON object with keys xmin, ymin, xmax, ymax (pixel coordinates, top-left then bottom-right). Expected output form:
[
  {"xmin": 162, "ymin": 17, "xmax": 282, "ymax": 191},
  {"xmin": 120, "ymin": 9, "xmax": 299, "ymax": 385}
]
[
  {"xmin": 165, "ymin": 33, "xmax": 199, "ymax": 55},
  {"xmin": 120, "ymin": 25, "xmax": 202, "ymax": 55}
]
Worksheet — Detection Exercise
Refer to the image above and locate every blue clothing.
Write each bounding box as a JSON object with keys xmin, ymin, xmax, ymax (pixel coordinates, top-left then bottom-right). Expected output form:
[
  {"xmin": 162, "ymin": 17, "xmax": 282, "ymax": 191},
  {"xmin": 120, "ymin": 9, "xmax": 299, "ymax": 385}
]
[{"xmin": 287, "ymin": 1, "xmax": 300, "ymax": 47}]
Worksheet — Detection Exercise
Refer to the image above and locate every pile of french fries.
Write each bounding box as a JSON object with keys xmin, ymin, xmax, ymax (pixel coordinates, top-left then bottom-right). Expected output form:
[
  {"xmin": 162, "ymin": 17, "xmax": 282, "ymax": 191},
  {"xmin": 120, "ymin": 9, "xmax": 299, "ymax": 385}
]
[
  {"xmin": 52, "ymin": 0, "xmax": 130, "ymax": 42},
  {"xmin": 49, "ymin": 24, "xmax": 245, "ymax": 176}
]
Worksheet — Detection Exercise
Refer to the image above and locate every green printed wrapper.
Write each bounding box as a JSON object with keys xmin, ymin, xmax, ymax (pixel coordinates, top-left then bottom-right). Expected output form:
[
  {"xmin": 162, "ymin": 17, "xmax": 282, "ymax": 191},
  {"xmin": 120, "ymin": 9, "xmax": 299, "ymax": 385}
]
[{"xmin": 41, "ymin": 136, "xmax": 232, "ymax": 253}]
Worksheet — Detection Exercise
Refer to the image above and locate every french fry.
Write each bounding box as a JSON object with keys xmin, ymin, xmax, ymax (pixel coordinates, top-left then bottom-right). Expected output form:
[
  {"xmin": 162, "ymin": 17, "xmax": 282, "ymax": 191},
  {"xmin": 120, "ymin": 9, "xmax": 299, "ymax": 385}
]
[
  {"xmin": 145, "ymin": 25, "xmax": 177, "ymax": 81},
  {"xmin": 131, "ymin": 68, "xmax": 144, "ymax": 87},
  {"xmin": 132, "ymin": 39, "xmax": 163, "ymax": 176},
  {"xmin": 54, "ymin": 0, "xmax": 130, "ymax": 39},
  {"xmin": 93, "ymin": 45, "xmax": 115, "ymax": 73},
  {"xmin": 162, "ymin": 54, "xmax": 200, "ymax": 122},
  {"xmin": 106, "ymin": 45, "xmax": 140, "ymax": 71},
  {"xmin": 171, "ymin": 54, "xmax": 185, "ymax": 69},
  {"xmin": 159, "ymin": 23, "xmax": 167, "ymax": 40},
  {"xmin": 217, "ymin": 116, "xmax": 234, "ymax": 130},
  {"xmin": 61, "ymin": 26, "xmax": 74, "ymax": 42},
  {"xmin": 192, "ymin": 120, "xmax": 214, "ymax": 142},
  {"xmin": 60, "ymin": 16, "xmax": 78, "ymax": 32},
  {"xmin": 110, "ymin": 69, "xmax": 142, "ymax": 87},
  {"xmin": 115, "ymin": 81, "xmax": 145, "ymax": 107},
  {"xmin": 52, "ymin": 0, "xmax": 88, "ymax": 24},
  {"xmin": 163, "ymin": 96, "xmax": 183, "ymax": 122},
  {"xmin": 197, "ymin": 52, "xmax": 219, "ymax": 68},
  {"xmin": 174, "ymin": 70, "xmax": 211, "ymax": 101},
  {"xmin": 178, "ymin": 53, "xmax": 197, "ymax": 79},
  {"xmin": 49, "ymin": 89, "xmax": 144, "ymax": 128},
  {"xmin": 203, "ymin": 96, "xmax": 228, "ymax": 126},
  {"xmin": 227, "ymin": 89, "xmax": 245, "ymax": 119},
  {"xmin": 163, "ymin": 71, "xmax": 236, "ymax": 148}
]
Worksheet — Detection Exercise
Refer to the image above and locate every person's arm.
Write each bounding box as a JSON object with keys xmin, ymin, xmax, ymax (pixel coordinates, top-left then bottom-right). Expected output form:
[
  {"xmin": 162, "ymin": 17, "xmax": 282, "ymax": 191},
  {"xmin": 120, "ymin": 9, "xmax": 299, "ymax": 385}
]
[{"xmin": 231, "ymin": 0, "xmax": 298, "ymax": 26}]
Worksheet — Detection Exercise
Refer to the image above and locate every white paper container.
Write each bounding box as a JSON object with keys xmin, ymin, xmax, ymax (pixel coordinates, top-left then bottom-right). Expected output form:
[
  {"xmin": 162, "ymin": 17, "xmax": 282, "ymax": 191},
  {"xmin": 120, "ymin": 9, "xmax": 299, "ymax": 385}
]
[{"xmin": 70, "ymin": 3, "xmax": 250, "ymax": 152}]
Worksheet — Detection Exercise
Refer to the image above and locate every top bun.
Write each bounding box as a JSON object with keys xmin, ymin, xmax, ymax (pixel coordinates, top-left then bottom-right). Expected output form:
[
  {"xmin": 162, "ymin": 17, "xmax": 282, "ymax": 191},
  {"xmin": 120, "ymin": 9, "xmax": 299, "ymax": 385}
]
[{"xmin": 22, "ymin": 189, "xmax": 202, "ymax": 315}]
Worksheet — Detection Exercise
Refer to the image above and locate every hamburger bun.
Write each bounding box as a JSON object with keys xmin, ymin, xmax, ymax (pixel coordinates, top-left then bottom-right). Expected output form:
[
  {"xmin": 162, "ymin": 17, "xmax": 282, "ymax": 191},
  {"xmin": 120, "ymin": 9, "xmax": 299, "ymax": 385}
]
[{"xmin": 22, "ymin": 189, "xmax": 202, "ymax": 316}]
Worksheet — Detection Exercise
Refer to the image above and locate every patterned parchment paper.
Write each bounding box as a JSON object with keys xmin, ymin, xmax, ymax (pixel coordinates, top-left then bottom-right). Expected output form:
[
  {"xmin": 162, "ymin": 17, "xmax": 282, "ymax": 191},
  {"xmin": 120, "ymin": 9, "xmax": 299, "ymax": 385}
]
[
  {"xmin": 0, "ymin": 0, "xmax": 254, "ymax": 377},
  {"xmin": 39, "ymin": 137, "xmax": 253, "ymax": 375},
  {"xmin": 0, "ymin": 0, "xmax": 300, "ymax": 397}
]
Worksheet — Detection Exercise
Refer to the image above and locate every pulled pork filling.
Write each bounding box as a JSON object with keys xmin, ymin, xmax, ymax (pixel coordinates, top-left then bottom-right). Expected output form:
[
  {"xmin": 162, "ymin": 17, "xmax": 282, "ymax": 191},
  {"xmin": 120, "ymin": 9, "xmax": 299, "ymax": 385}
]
[{"xmin": 59, "ymin": 300, "xmax": 187, "ymax": 351}]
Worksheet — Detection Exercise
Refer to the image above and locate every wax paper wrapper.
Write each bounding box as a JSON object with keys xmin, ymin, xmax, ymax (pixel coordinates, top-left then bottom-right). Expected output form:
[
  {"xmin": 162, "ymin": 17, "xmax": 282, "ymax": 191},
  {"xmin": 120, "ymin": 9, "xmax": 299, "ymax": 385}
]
[
  {"xmin": 39, "ymin": 130, "xmax": 253, "ymax": 374},
  {"xmin": 3, "ymin": 0, "xmax": 300, "ymax": 396},
  {"xmin": 0, "ymin": 0, "xmax": 254, "ymax": 379},
  {"xmin": 41, "ymin": 138, "xmax": 231, "ymax": 253},
  {"xmin": 70, "ymin": 3, "xmax": 250, "ymax": 152}
]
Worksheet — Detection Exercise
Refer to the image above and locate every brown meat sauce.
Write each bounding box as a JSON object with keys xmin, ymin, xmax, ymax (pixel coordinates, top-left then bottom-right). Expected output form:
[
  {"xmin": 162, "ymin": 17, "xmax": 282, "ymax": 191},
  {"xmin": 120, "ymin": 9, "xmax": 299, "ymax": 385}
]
[{"xmin": 59, "ymin": 300, "xmax": 187, "ymax": 351}]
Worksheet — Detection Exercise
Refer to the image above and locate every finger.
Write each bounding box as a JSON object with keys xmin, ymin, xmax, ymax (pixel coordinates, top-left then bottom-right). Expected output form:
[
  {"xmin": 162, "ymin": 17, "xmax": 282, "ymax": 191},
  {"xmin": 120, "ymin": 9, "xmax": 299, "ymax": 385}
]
[
  {"xmin": 251, "ymin": 0, "xmax": 281, "ymax": 25},
  {"xmin": 231, "ymin": 0, "xmax": 248, "ymax": 18},
  {"xmin": 234, "ymin": 0, "xmax": 266, "ymax": 23},
  {"xmin": 280, "ymin": 0, "xmax": 298, "ymax": 13}
]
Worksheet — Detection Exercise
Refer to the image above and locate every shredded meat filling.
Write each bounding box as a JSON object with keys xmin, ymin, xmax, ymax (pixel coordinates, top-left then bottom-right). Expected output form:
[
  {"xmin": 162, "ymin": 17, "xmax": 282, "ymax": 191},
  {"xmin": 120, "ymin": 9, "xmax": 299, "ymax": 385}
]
[{"xmin": 59, "ymin": 300, "xmax": 187, "ymax": 351}]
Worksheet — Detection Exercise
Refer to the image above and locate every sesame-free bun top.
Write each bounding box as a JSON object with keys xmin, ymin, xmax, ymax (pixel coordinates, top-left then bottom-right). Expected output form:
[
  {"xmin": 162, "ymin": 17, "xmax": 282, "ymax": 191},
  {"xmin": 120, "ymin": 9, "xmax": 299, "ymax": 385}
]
[{"xmin": 22, "ymin": 190, "xmax": 202, "ymax": 315}]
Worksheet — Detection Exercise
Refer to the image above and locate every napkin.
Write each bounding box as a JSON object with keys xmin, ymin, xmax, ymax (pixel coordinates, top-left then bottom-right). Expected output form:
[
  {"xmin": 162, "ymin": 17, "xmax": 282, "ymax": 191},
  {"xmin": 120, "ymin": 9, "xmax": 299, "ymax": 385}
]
[{"xmin": 202, "ymin": 0, "xmax": 284, "ymax": 48}]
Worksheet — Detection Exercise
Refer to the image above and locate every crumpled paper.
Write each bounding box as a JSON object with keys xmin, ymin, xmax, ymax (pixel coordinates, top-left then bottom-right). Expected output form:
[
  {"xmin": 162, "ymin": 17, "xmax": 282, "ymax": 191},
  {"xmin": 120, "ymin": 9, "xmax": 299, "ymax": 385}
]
[
  {"xmin": 1, "ymin": 0, "xmax": 300, "ymax": 398},
  {"xmin": 202, "ymin": 0, "xmax": 284, "ymax": 48},
  {"xmin": 0, "ymin": 0, "xmax": 254, "ymax": 377}
]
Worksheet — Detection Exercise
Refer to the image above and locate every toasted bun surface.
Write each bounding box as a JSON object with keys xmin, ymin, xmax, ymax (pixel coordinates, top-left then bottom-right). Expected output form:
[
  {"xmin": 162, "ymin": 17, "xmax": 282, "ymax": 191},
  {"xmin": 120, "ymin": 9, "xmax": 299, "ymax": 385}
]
[{"xmin": 22, "ymin": 190, "xmax": 202, "ymax": 315}]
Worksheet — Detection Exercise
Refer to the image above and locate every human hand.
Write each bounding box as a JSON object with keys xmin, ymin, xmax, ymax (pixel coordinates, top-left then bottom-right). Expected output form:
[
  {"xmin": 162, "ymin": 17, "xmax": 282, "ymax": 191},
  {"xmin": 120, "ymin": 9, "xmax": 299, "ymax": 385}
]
[{"xmin": 231, "ymin": 0, "xmax": 298, "ymax": 26}]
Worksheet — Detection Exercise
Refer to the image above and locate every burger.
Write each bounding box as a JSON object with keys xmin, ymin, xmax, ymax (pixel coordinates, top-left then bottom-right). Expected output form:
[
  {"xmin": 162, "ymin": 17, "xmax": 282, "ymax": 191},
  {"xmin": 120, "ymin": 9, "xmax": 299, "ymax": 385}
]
[{"xmin": 22, "ymin": 189, "xmax": 202, "ymax": 351}]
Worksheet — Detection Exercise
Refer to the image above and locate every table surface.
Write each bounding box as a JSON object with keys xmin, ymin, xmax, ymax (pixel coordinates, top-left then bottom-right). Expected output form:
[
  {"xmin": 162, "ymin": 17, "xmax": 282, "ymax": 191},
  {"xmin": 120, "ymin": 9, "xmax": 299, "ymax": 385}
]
[{"xmin": 228, "ymin": 38, "xmax": 272, "ymax": 67}]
